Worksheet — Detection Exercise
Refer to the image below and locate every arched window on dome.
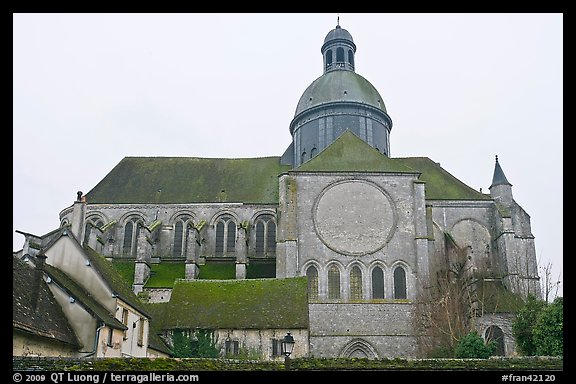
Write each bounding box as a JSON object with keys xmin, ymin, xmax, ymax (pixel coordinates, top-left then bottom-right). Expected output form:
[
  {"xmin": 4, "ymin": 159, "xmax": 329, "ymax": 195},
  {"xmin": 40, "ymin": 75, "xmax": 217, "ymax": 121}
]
[
  {"xmin": 310, "ymin": 147, "xmax": 317, "ymax": 159},
  {"xmin": 350, "ymin": 266, "xmax": 363, "ymax": 300},
  {"xmin": 306, "ymin": 265, "xmax": 319, "ymax": 301},
  {"xmin": 336, "ymin": 47, "xmax": 345, "ymax": 64},
  {"xmin": 393, "ymin": 266, "xmax": 407, "ymax": 299},
  {"xmin": 328, "ymin": 265, "xmax": 341, "ymax": 300},
  {"xmin": 326, "ymin": 49, "xmax": 333, "ymax": 71},
  {"xmin": 348, "ymin": 49, "xmax": 354, "ymax": 69},
  {"xmin": 255, "ymin": 215, "xmax": 276, "ymax": 257},
  {"xmin": 215, "ymin": 215, "xmax": 236, "ymax": 256},
  {"xmin": 372, "ymin": 266, "xmax": 385, "ymax": 299},
  {"xmin": 123, "ymin": 217, "xmax": 143, "ymax": 258}
]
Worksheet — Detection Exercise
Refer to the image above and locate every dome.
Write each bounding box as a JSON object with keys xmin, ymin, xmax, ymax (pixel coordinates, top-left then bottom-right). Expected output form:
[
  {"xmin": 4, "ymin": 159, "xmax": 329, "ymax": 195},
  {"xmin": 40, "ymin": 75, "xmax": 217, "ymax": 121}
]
[
  {"xmin": 294, "ymin": 70, "xmax": 387, "ymax": 118},
  {"xmin": 322, "ymin": 25, "xmax": 355, "ymax": 51}
]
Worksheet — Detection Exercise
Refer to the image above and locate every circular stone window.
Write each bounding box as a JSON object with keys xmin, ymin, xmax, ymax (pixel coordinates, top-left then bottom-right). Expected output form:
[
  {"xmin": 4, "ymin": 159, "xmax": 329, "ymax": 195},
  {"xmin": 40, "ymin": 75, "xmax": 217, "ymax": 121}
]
[{"xmin": 312, "ymin": 180, "xmax": 396, "ymax": 256}]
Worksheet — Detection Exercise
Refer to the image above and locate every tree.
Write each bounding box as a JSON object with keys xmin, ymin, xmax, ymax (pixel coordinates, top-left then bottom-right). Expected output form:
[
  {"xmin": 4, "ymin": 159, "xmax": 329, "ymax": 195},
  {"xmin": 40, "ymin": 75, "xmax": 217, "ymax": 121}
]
[
  {"xmin": 454, "ymin": 331, "xmax": 496, "ymax": 358},
  {"xmin": 533, "ymin": 297, "xmax": 563, "ymax": 356},
  {"xmin": 539, "ymin": 259, "xmax": 561, "ymax": 303}
]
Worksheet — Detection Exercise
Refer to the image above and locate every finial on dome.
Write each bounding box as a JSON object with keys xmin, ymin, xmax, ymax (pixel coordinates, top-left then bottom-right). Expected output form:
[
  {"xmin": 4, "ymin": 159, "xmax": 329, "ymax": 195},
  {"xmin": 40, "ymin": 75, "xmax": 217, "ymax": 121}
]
[
  {"xmin": 337, "ymin": 14, "xmax": 340, "ymax": 28},
  {"xmin": 495, "ymin": 155, "xmax": 499, "ymax": 163}
]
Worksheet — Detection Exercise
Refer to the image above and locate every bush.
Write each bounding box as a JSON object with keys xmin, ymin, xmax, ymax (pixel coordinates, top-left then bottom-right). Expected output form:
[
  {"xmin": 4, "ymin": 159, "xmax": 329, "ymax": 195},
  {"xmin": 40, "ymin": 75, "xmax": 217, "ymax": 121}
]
[{"xmin": 454, "ymin": 331, "xmax": 496, "ymax": 358}]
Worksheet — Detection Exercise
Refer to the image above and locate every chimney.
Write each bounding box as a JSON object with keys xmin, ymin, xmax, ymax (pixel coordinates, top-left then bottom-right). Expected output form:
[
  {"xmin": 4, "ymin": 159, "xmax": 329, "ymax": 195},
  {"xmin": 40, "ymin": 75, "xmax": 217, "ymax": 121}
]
[{"xmin": 70, "ymin": 191, "xmax": 87, "ymax": 243}]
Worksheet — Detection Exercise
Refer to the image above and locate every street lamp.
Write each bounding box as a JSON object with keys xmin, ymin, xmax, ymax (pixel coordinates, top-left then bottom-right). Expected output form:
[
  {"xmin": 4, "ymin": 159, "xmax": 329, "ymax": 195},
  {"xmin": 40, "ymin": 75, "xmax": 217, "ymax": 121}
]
[{"xmin": 281, "ymin": 332, "xmax": 295, "ymax": 370}]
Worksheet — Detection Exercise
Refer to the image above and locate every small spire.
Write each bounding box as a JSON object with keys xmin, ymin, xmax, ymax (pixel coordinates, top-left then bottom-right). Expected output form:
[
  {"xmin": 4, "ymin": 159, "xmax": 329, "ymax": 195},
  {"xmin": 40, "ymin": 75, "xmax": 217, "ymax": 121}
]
[
  {"xmin": 490, "ymin": 154, "xmax": 512, "ymax": 188},
  {"xmin": 336, "ymin": 14, "xmax": 340, "ymax": 28}
]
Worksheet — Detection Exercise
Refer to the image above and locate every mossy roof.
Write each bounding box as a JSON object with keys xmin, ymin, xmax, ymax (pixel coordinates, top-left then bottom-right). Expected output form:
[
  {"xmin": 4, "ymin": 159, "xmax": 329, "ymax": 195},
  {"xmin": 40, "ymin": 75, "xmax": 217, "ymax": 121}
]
[
  {"xmin": 296, "ymin": 131, "xmax": 416, "ymax": 173},
  {"xmin": 147, "ymin": 277, "xmax": 308, "ymax": 330},
  {"xmin": 476, "ymin": 279, "xmax": 525, "ymax": 313},
  {"xmin": 295, "ymin": 131, "xmax": 489, "ymax": 201},
  {"xmin": 83, "ymin": 246, "xmax": 151, "ymax": 318},
  {"xmin": 85, "ymin": 156, "xmax": 291, "ymax": 204},
  {"xmin": 13, "ymin": 256, "xmax": 80, "ymax": 347}
]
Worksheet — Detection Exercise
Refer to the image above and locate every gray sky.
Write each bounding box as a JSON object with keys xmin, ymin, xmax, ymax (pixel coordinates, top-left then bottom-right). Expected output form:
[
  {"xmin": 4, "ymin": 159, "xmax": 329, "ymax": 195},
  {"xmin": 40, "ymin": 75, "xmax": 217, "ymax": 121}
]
[{"xmin": 13, "ymin": 13, "xmax": 563, "ymax": 298}]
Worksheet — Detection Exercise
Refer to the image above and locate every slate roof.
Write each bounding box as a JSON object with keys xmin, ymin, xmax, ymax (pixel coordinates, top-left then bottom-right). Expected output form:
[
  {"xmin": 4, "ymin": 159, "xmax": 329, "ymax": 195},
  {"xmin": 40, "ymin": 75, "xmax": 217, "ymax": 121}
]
[
  {"xmin": 12, "ymin": 256, "xmax": 80, "ymax": 347},
  {"xmin": 146, "ymin": 277, "xmax": 309, "ymax": 330}
]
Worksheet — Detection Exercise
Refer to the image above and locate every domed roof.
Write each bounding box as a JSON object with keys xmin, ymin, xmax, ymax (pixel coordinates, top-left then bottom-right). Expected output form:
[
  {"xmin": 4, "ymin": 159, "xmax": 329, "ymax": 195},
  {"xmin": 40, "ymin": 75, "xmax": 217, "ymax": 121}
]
[
  {"xmin": 294, "ymin": 70, "xmax": 387, "ymax": 117},
  {"xmin": 323, "ymin": 25, "xmax": 354, "ymax": 46}
]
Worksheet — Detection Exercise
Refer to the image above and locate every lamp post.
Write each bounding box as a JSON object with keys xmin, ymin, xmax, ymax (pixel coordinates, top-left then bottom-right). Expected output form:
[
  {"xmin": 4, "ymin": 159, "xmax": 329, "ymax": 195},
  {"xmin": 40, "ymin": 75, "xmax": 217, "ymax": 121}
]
[{"xmin": 281, "ymin": 332, "xmax": 295, "ymax": 371}]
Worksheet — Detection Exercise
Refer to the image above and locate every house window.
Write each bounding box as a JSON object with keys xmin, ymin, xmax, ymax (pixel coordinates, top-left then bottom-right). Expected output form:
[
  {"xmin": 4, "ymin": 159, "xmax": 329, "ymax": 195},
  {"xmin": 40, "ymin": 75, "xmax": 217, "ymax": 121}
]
[
  {"xmin": 121, "ymin": 308, "xmax": 129, "ymax": 340},
  {"xmin": 372, "ymin": 267, "xmax": 385, "ymax": 299},
  {"xmin": 225, "ymin": 339, "xmax": 239, "ymax": 356},
  {"xmin": 255, "ymin": 215, "xmax": 276, "ymax": 257},
  {"xmin": 137, "ymin": 317, "xmax": 145, "ymax": 347},
  {"xmin": 328, "ymin": 265, "xmax": 341, "ymax": 300},
  {"xmin": 306, "ymin": 265, "xmax": 319, "ymax": 300},
  {"xmin": 215, "ymin": 215, "xmax": 236, "ymax": 256},
  {"xmin": 107, "ymin": 327, "xmax": 114, "ymax": 347},
  {"xmin": 272, "ymin": 338, "xmax": 280, "ymax": 357},
  {"xmin": 350, "ymin": 266, "xmax": 363, "ymax": 300},
  {"xmin": 393, "ymin": 266, "xmax": 407, "ymax": 299}
]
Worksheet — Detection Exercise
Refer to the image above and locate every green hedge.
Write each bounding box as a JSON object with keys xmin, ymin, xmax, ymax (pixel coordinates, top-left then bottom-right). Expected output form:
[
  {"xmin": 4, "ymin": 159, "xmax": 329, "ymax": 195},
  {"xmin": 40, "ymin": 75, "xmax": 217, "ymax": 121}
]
[{"xmin": 13, "ymin": 357, "xmax": 563, "ymax": 371}]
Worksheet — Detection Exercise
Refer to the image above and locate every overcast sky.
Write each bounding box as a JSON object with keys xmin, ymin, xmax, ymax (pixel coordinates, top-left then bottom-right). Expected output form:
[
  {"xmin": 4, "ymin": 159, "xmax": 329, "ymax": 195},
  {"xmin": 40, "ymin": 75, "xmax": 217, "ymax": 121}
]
[{"xmin": 13, "ymin": 13, "xmax": 563, "ymax": 298}]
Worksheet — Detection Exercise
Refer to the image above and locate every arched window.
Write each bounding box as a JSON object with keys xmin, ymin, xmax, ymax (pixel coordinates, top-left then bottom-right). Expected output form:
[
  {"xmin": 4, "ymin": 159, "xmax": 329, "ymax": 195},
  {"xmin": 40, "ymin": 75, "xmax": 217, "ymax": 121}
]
[
  {"xmin": 255, "ymin": 215, "xmax": 276, "ymax": 257},
  {"xmin": 301, "ymin": 151, "xmax": 307, "ymax": 164},
  {"xmin": 123, "ymin": 217, "xmax": 142, "ymax": 257},
  {"xmin": 485, "ymin": 325, "xmax": 505, "ymax": 356},
  {"xmin": 372, "ymin": 266, "xmax": 385, "ymax": 299},
  {"xmin": 310, "ymin": 147, "xmax": 317, "ymax": 159},
  {"xmin": 215, "ymin": 215, "xmax": 236, "ymax": 256},
  {"xmin": 336, "ymin": 47, "xmax": 345, "ymax": 63},
  {"xmin": 350, "ymin": 266, "xmax": 363, "ymax": 300},
  {"xmin": 83, "ymin": 217, "xmax": 103, "ymax": 245},
  {"xmin": 393, "ymin": 266, "xmax": 407, "ymax": 299},
  {"xmin": 306, "ymin": 265, "xmax": 319, "ymax": 300},
  {"xmin": 328, "ymin": 265, "xmax": 341, "ymax": 300},
  {"xmin": 326, "ymin": 49, "xmax": 333, "ymax": 69},
  {"xmin": 348, "ymin": 49, "xmax": 354, "ymax": 68},
  {"xmin": 173, "ymin": 216, "xmax": 193, "ymax": 258}
]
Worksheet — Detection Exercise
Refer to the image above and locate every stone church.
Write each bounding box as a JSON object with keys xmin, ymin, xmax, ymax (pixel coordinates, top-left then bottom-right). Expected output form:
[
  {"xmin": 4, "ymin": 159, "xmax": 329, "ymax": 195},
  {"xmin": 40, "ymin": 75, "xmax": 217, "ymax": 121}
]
[{"xmin": 15, "ymin": 23, "xmax": 541, "ymax": 359}]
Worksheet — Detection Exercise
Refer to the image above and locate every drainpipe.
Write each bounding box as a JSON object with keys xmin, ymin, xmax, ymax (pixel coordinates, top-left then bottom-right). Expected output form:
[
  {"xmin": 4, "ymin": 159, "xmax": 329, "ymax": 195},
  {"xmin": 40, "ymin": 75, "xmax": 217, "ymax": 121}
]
[{"xmin": 82, "ymin": 322, "xmax": 106, "ymax": 358}]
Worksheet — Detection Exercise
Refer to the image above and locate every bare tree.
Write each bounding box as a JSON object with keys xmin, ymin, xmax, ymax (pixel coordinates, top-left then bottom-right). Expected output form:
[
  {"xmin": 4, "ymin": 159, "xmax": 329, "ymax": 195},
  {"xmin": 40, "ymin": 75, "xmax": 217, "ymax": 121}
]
[{"xmin": 539, "ymin": 259, "xmax": 561, "ymax": 303}]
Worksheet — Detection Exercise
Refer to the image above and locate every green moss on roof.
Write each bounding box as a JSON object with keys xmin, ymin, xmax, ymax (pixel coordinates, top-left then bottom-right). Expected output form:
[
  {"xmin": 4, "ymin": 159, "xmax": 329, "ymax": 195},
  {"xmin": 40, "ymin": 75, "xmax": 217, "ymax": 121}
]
[
  {"xmin": 296, "ymin": 131, "xmax": 416, "ymax": 173},
  {"xmin": 145, "ymin": 262, "xmax": 185, "ymax": 288},
  {"xmin": 150, "ymin": 277, "xmax": 308, "ymax": 330},
  {"xmin": 198, "ymin": 263, "xmax": 236, "ymax": 280},
  {"xmin": 398, "ymin": 157, "xmax": 491, "ymax": 201},
  {"xmin": 85, "ymin": 157, "xmax": 290, "ymax": 204},
  {"xmin": 112, "ymin": 261, "xmax": 135, "ymax": 285},
  {"xmin": 84, "ymin": 246, "xmax": 150, "ymax": 318}
]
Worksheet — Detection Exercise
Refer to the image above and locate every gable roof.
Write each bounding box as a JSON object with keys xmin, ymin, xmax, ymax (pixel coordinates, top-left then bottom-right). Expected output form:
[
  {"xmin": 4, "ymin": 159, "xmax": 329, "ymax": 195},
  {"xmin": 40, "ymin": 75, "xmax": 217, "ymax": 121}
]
[
  {"xmin": 296, "ymin": 130, "xmax": 416, "ymax": 173},
  {"xmin": 147, "ymin": 277, "xmax": 309, "ymax": 330},
  {"xmin": 43, "ymin": 263, "xmax": 127, "ymax": 330},
  {"xmin": 294, "ymin": 131, "xmax": 489, "ymax": 201},
  {"xmin": 85, "ymin": 156, "xmax": 291, "ymax": 204},
  {"xmin": 12, "ymin": 256, "xmax": 80, "ymax": 347}
]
